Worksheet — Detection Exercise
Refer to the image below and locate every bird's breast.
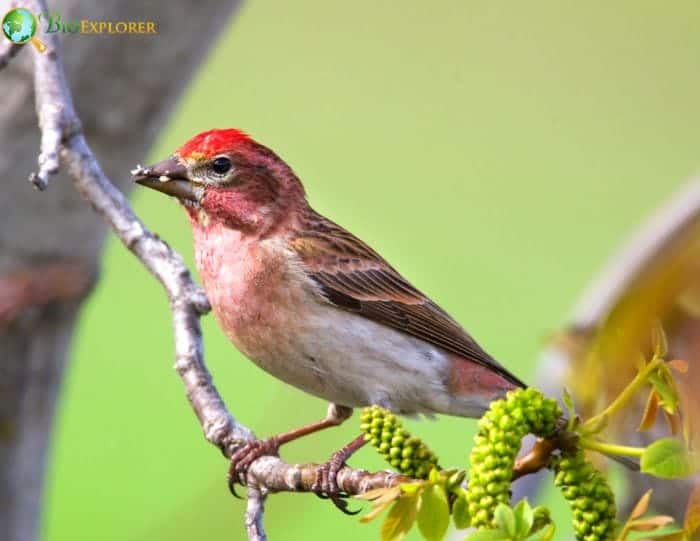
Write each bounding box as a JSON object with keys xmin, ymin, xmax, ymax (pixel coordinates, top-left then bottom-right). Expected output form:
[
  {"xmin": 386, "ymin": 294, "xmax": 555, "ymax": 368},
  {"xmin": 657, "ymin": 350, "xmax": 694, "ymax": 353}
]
[{"xmin": 192, "ymin": 221, "xmax": 310, "ymax": 362}]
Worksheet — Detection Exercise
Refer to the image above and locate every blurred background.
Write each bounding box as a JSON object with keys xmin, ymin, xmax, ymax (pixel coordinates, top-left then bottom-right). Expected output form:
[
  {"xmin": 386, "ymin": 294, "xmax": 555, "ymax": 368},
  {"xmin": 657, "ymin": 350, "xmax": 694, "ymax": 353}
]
[{"xmin": 34, "ymin": 1, "xmax": 700, "ymax": 540}]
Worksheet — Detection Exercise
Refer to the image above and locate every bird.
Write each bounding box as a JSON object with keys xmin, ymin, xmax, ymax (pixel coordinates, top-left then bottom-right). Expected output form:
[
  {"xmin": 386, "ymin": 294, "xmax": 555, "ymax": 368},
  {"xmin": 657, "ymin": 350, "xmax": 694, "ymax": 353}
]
[{"xmin": 132, "ymin": 128, "xmax": 528, "ymax": 509}]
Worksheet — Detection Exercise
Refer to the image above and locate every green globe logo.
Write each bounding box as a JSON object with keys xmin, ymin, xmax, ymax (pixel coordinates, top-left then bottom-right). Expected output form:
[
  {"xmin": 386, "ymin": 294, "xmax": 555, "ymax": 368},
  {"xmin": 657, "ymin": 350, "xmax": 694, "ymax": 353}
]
[{"xmin": 2, "ymin": 8, "xmax": 46, "ymax": 51}]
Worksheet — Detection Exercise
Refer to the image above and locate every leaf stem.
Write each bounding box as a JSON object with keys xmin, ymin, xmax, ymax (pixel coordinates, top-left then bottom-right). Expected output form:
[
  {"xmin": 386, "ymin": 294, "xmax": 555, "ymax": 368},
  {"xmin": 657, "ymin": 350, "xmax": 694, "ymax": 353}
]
[
  {"xmin": 579, "ymin": 438, "xmax": 645, "ymax": 457},
  {"xmin": 582, "ymin": 357, "xmax": 663, "ymax": 434}
]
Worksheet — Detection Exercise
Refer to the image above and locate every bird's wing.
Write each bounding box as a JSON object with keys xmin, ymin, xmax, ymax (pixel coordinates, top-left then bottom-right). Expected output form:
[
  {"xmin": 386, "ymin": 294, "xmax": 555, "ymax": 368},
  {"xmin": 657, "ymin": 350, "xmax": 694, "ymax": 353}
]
[{"xmin": 289, "ymin": 209, "xmax": 525, "ymax": 388}]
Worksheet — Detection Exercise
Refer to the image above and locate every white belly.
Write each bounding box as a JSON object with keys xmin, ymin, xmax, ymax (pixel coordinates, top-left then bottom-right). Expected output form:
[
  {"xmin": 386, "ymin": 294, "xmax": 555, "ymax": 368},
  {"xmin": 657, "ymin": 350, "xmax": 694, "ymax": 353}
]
[{"xmin": 266, "ymin": 301, "xmax": 455, "ymax": 414}]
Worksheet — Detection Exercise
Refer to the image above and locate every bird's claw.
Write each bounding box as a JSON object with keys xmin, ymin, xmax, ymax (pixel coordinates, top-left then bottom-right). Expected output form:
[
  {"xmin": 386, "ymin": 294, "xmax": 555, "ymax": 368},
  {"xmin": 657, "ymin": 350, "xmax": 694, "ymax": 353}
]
[
  {"xmin": 312, "ymin": 455, "xmax": 359, "ymax": 515},
  {"xmin": 227, "ymin": 437, "xmax": 280, "ymax": 497}
]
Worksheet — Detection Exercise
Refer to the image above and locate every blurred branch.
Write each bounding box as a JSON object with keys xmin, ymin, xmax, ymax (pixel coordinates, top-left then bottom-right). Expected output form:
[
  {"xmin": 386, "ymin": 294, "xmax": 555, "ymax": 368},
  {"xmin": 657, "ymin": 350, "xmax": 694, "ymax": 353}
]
[
  {"xmin": 0, "ymin": 41, "xmax": 23, "ymax": 71},
  {"xmin": 23, "ymin": 2, "xmax": 419, "ymax": 539},
  {"xmin": 0, "ymin": 260, "xmax": 93, "ymax": 324},
  {"xmin": 570, "ymin": 179, "xmax": 700, "ymax": 329}
]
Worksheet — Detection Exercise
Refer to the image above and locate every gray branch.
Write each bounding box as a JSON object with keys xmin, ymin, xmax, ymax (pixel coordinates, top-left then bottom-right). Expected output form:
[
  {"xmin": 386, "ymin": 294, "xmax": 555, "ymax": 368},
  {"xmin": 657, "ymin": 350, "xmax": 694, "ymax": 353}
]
[
  {"xmin": 0, "ymin": 40, "xmax": 23, "ymax": 71},
  {"xmin": 22, "ymin": 2, "xmax": 418, "ymax": 539},
  {"xmin": 245, "ymin": 487, "xmax": 268, "ymax": 541}
]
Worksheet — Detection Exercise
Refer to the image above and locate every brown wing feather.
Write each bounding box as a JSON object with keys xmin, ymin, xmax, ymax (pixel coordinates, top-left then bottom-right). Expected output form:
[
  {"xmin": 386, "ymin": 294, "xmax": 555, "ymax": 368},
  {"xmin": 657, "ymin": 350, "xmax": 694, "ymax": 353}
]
[{"xmin": 290, "ymin": 209, "xmax": 525, "ymax": 388}]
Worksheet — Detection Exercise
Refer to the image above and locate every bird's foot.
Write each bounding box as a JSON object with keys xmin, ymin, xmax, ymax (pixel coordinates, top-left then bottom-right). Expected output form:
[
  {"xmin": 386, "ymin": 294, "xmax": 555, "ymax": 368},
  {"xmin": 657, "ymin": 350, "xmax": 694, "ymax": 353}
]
[
  {"xmin": 312, "ymin": 434, "xmax": 367, "ymax": 515},
  {"xmin": 312, "ymin": 452, "xmax": 356, "ymax": 514},
  {"xmin": 227, "ymin": 437, "xmax": 280, "ymax": 497}
]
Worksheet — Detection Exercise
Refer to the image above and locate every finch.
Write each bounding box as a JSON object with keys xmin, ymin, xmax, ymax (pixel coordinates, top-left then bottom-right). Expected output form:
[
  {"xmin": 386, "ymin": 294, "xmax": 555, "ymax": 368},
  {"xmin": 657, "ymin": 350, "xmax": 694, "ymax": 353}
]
[{"xmin": 133, "ymin": 128, "xmax": 526, "ymax": 506}]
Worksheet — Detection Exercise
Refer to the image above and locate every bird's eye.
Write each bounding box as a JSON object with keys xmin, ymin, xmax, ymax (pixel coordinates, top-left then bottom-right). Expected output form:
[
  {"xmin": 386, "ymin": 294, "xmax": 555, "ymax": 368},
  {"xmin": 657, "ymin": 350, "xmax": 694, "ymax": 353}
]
[{"xmin": 211, "ymin": 156, "xmax": 232, "ymax": 175}]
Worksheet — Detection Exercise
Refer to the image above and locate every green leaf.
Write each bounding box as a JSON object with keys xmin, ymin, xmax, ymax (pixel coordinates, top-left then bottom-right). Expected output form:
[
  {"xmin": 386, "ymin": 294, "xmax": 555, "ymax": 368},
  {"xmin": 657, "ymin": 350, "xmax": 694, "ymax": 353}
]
[
  {"xmin": 381, "ymin": 492, "xmax": 419, "ymax": 541},
  {"xmin": 452, "ymin": 492, "xmax": 471, "ymax": 530},
  {"xmin": 512, "ymin": 499, "xmax": 534, "ymax": 538},
  {"xmin": 561, "ymin": 387, "xmax": 576, "ymax": 430},
  {"xmin": 651, "ymin": 530, "xmax": 689, "ymax": 541},
  {"xmin": 581, "ymin": 412, "xmax": 609, "ymax": 435},
  {"xmin": 494, "ymin": 504, "xmax": 516, "ymax": 538},
  {"xmin": 400, "ymin": 482, "xmax": 422, "ymax": 496},
  {"xmin": 648, "ymin": 373, "xmax": 678, "ymax": 414},
  {"xmin": 641, "ymin": 438, "xmax": 694, "ymax": 479},
  {"xmin": 562, "ymin": 387, "xmax": 574, "ymax": 413},
  {"xmin": 447, "ymin": 469, "xmax": 466, "ymax": 491},
  {"xmin": 464, "ymin": 529, "xmax": 512, "ymax": 541},
  {"xmin": 417, "ymin": 483, "xmax": 450, "ymax": 541},
  {"xmin": 428, "ymin": 467, "xmax": 441, "ymax": 483},
  {"xmin": 526, "ymin": 523, "xmax": 555, "ymax": 541}
]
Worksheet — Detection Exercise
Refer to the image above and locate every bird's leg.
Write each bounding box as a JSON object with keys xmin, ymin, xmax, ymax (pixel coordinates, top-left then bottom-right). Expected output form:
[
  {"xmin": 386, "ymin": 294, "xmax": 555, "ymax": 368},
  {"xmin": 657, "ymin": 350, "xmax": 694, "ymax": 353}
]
[
  {"xmin": 312, "ymin": 434, "xmax": 368, "ymax": 514},
  {"xmin": 228, "ymin": 403, "xmax": 353, "ymax": 494}
]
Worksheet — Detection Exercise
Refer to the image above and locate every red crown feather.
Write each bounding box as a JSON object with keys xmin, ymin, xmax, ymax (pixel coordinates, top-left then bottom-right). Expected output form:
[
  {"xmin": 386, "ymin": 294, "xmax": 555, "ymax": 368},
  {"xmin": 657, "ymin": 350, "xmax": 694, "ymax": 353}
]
[{"xmin": 177, "ymin": 128, "xmax": 251, "ymax": 159}]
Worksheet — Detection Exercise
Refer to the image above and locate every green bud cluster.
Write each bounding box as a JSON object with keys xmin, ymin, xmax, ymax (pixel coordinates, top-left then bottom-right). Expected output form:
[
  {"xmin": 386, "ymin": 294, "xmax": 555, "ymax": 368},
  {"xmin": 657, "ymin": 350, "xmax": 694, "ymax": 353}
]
[
  {"xmin": 532, "ymin": 506, "xmax": 552, "ymax": 533},
  {"xmin": 552, "ymin": 451, "xmax": 616, "ymax": 541},
  {"xmin": 466, "ymin": 388, "xmax": 562, "ymax": 529},
  {"xmin": 359, "ymin": 405, "xmax": 439, "ymax": 479}
]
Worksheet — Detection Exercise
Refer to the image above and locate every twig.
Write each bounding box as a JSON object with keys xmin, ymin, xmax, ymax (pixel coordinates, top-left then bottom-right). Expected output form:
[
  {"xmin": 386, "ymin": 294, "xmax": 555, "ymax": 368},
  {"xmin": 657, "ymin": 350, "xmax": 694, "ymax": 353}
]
[
  {"xmin": 512, "ymin": 438, "xmax": 558, "ymax": 481},
  {"xmin": 245, "ymin": 487, "xmax": 267, "ymax": 541},
  {"xmin": 245, "ymin": 456, "xmax": 412, "ymax": 495},
  {"xmin": 29, "ymin": 41, "xmax": 81, "ymax": 190}
]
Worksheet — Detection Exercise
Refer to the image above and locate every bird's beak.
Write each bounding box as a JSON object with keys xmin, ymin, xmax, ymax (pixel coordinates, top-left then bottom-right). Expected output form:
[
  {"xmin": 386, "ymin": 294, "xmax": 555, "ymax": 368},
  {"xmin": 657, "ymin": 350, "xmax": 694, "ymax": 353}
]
[{"xmin": 131, "ymin": 156, "xmax": 200, "ymax": 203}]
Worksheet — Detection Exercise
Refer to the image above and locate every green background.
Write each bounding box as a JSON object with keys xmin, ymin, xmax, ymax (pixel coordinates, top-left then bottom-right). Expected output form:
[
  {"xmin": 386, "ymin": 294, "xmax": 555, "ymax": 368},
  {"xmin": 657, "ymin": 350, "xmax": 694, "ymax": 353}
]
[{"xmin": 42, "ymin": 1, "xmax": 700, "ymax": 540}]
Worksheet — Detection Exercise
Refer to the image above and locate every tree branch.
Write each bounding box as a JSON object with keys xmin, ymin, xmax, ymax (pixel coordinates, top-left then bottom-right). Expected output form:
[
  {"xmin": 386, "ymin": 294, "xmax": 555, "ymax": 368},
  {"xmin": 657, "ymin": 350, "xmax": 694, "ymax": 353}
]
[
  {"xmin": 0, "ymin": 40, "xmax": 23, "ymax": 72},
  {"xmin": 512, "ymin": 438, "xmax": 558, "ymax": 481},
  {"xmin": 245, "ymin": 486, "xmax": 268, "ymax": 541},
  {"xmin": 24, "ymin": 1, "xmax": 422, "ymax": 539},
  {"xmin": 569, "ymin": 178, "xmax": 700, "ymax": 329}
]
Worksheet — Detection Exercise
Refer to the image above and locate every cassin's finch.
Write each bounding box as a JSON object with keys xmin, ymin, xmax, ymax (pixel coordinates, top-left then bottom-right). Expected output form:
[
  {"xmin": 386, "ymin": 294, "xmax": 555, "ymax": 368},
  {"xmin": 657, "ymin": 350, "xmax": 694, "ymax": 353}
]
[{"xmin": 132, "ymin": 128, "xmax": 526, "ymax": 508}]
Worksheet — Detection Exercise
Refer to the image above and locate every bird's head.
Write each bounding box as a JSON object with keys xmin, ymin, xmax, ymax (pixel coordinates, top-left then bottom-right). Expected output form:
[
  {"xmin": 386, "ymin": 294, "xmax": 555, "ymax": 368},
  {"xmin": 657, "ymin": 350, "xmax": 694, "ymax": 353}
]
[{"xmin": 132, "ymin": 128, "xmax": 306, "ymax": 235}]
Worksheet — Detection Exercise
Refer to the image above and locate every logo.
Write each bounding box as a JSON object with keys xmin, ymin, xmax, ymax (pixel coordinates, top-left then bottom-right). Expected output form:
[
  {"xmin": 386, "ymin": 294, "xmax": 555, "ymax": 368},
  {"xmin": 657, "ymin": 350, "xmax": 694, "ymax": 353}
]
[
  {"xmin": 1, "ymin": 7, "xmax": 158, "ymax": 51},
  {"xmin": 39, "ymin": 12, "xmax": 158, "ymax": 35},
  {"xmin": 2, "ymin": 8, "xmax": 46, "ymax": 52}
]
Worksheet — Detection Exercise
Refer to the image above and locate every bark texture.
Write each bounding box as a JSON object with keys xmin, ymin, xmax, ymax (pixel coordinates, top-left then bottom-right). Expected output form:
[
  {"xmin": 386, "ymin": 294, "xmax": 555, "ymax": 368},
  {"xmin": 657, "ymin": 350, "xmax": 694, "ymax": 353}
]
[{"xmin": 0, "ymin": 2, "xmax": 241, "ymax": 539}]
